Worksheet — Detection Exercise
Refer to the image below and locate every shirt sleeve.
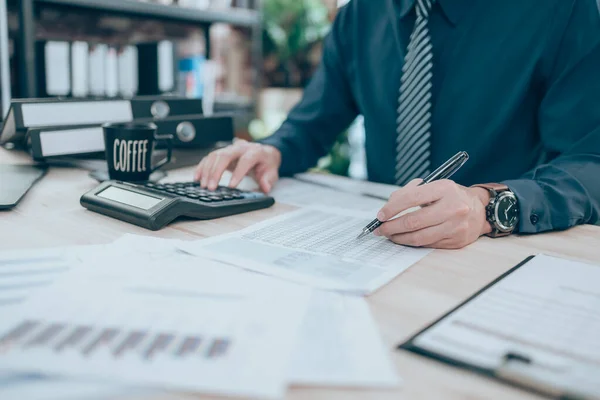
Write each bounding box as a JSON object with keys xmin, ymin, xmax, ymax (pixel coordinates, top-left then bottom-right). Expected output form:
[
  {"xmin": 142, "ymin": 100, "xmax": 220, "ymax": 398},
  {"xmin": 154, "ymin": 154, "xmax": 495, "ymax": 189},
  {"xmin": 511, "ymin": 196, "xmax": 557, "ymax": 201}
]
[
  {"xmin": 258, "ymin": 4, "xmax": 360, "ymax": 176},
  {"xmin": 502, "ymin": 0, "xmax": 600, "ymax": 233}
]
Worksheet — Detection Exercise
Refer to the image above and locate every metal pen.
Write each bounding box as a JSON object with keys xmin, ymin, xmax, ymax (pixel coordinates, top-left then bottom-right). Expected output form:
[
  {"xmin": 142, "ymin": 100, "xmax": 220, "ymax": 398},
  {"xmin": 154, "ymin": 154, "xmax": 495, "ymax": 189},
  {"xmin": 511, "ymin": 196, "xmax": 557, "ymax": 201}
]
[{"xmin": 356, "ymin": 151, "xmax": 470, "ymax": 240}]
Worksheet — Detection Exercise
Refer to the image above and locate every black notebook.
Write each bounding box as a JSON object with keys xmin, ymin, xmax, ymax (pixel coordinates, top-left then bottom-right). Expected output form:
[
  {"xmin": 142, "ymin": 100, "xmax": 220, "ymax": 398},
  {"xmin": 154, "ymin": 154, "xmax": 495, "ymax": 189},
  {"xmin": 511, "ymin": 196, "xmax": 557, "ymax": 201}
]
[{"xmin": 0, "ymin": 164, "xmax": 47, "ymax": 210}]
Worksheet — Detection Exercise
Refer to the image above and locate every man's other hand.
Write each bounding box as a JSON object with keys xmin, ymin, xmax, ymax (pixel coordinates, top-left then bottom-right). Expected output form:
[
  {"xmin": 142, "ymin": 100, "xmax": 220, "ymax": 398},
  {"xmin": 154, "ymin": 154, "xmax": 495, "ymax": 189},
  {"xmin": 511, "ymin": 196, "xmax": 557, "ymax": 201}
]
[
  {"xmin": 375, "ymin": 179, "xmax": 492, "ymax": 249},
  {"xmin": 193, "ymin": 140, "xmax": 282, "ymax": 193}
]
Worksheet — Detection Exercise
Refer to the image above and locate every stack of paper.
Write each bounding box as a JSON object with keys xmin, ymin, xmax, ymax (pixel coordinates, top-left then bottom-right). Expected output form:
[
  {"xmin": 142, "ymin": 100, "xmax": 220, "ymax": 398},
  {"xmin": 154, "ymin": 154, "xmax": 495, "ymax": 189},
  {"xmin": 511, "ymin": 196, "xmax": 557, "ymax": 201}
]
[{"xmin": 0, "ymin": 233, "xmax": 400, "ymax": 399}]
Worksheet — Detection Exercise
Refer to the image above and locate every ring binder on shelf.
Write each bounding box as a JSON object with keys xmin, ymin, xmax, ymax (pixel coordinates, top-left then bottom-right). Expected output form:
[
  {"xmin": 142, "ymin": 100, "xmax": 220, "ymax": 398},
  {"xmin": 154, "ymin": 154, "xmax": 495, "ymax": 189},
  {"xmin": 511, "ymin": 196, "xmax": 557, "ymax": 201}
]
[
  {"xmin": 0, "ymin": 97, "xmax": 204, "ymax": 147},
  {"xmin": 27, "ymin": 125, "xmax": 105, "ymax": 159},
  {"xmin": 0, "ymin": 98, "xmax": 133, "ymax": 145},
  {"xmin": 26, "ymin": 115, "xmax": 234, "ymax": 160},
  {"xmin": 131, "ymin": 97, "xmax": 203, "ymax": 119}
]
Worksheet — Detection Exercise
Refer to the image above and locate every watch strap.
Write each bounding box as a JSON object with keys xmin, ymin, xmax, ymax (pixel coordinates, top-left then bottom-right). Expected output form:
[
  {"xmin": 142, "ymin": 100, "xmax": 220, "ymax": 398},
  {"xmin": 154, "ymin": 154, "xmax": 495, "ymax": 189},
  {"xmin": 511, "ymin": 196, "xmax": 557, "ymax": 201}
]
[
  {"xmin": 472, "ymin": 183, "xmax": 509, "ymax": 193},
  {"xmin": 488, "ymin": 227, "xmax": 511, "ymax": 238},
  {"xmin": 472, "ymin": 183, "xmax": 513, "ymax": 238}
]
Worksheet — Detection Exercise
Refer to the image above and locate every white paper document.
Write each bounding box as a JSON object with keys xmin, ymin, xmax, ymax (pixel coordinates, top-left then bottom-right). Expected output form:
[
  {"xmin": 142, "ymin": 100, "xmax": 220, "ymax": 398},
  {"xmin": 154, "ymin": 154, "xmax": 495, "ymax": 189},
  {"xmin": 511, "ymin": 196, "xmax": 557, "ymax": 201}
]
[
  {"xmin": 0, "ymin": 246, "xmax": 156, "ymax": 400},
  {"xmin": 0, "ymin": 247, "xmax": 98, "ymax": 308},
  {"xmin": 216, "ymin": 171, "xmax": 398, "ymax": 203},
  {"xmin": 180, "ymin": 207, "xmax": 431, "ymax": 294},
  {"xmin": 0, "ymin": 235, "xmax": 401, "ymax": 396},
  {"xmin": 290, "ymin": 291, "xmax": 399, "ymax": 387},
  {"xmin": 0, "ymin": 241, "xmax": 187, "ymax": 311},
  {"xmin": 411, "ymin": 254, "xmax": 600, "ymax": 399},
  {"xmin": 90, "ymin": 235, "xmax": 401, "ymax": 388},
  {"xmin": 294, "ymin": 173, "xmax": 399, "ymax": 200},
  {"xmin": 0, "ymin": 265, "xmax": 311, "ymax": 399},
  {"xmin": 270, "ymin": 178, "xmax": 386, "ymax": 211},
  {"xmin": 0, "ymin": 373, "xmax": 151, "ymax": 400}
]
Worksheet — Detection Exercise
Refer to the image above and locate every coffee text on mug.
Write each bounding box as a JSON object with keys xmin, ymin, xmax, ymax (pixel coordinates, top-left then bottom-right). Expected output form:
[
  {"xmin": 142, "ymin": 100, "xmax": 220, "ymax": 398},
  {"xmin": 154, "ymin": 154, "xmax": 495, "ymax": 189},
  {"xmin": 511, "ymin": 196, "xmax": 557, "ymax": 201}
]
[{"xmin": 113, "ymin": 139, "xmax": 148, "ymax": 173}]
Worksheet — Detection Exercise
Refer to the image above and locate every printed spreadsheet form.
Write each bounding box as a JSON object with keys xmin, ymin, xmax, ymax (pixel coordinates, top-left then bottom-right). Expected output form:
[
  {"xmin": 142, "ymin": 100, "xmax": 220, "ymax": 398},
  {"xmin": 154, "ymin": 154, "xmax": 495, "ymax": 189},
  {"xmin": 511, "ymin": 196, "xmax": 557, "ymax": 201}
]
[{"xmin": 180, "ymin": 207, "xmax": 431, "ymax": 294}]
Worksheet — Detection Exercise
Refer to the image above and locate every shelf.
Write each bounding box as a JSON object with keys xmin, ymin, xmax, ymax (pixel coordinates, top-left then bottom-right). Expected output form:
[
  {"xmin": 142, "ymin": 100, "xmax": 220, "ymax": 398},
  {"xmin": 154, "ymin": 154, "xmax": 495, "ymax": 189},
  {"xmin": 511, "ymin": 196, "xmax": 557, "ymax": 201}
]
[{"xmin": 35, "ymin": 0, "xmax": 261, "ymax": 27}]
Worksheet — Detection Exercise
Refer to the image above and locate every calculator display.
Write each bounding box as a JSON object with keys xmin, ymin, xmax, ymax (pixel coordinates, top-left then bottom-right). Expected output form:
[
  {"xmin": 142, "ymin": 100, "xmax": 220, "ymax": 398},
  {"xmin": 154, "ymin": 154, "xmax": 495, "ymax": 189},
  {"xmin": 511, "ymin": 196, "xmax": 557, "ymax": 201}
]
[{"xmin": 97, "ymin": 186, "xmax": 162, "ymax": 210}]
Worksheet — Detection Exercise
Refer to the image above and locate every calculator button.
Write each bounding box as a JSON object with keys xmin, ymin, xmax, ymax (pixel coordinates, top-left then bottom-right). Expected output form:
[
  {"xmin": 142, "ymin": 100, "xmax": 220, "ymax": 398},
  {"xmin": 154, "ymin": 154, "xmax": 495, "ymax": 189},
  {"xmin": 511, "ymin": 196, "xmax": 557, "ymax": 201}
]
[
  {"xmin": 223, "ymin": 195, "xmax": 234, "ymax": 200},
  {"xmin": 199, "ymin": 196, "xmax": 213, "ymax": 202},
  {"xmin": 209, "ymin": 195, "xmax": 222, "ymax": 201},
  {"xmin": 145, "ymin": 183, "xmax": 156, "ymax": 188},
  {"xmin": 154, "ymin": 185, "xmax": 166, "ymax": 190},
  {"xmin": 165, "ymin": 188, "xmax": 177, "ymax": 193},
  {"xmin": 186, "ymin": 193, "xmax": 200, "ymax": 199},
  {"xmin": 176, "ymin": 190, "xmax": 188, "ymax": 196}
]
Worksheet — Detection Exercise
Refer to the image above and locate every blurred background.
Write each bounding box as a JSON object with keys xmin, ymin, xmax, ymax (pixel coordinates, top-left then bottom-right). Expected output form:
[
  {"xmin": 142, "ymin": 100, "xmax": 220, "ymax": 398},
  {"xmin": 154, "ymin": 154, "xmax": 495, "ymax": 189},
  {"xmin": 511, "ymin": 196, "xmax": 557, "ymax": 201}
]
[{"xmin": 1, "ymin": 0, "xmax": 366, "ymax": 177}]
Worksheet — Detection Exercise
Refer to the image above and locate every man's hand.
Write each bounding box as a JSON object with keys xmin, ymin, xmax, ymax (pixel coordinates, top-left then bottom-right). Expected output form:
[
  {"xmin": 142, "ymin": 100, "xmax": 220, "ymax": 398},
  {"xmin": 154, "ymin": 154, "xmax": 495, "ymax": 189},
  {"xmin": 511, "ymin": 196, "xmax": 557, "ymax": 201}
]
[
  {"xmin": 193, "ymin": 140, "xmax": 282, "ymax": 193},
  {"xmin": 375, "ymin": 179, "xmax": 492, "ymax": 249}
]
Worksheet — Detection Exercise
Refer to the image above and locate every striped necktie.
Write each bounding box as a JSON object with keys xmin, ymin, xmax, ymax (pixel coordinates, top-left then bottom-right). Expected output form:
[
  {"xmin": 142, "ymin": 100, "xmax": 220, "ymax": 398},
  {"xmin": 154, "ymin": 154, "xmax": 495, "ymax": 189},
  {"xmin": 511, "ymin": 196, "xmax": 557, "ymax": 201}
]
[{"xmin": 395, "ymin": 0, "xmax": 435, "ymax": 186}]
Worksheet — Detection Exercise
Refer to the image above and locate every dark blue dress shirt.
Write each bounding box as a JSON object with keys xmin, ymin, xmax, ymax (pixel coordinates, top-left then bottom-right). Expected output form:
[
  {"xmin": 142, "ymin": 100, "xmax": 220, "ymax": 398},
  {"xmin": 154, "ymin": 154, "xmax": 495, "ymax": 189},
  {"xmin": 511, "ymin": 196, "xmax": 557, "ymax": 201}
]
[{"xmin": 260, "ymin": 0, "xmax": 600, "ymax": 233}]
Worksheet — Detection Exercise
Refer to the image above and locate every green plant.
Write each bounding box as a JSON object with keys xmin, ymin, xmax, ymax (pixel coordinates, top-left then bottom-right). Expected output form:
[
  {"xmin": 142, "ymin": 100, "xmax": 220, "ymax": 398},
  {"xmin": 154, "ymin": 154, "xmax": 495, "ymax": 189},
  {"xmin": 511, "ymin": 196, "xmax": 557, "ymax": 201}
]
[
  {"xmin": 262, "ymin": 0, "xmax": 331, "ymax": 87},
  {"xmin": 260, "ymin": 0, "xmax": 350, "ymax": 176},
  {"xmin": 317, "ymin": 130, "xmax": 351, "ymax": 177}
]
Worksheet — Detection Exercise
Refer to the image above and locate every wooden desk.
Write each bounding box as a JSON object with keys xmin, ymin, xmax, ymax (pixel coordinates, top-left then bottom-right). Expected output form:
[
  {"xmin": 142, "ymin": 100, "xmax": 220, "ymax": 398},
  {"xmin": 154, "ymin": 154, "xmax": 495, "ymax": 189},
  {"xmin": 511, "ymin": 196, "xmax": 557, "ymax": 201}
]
[{"xmin": 2, "ymin": 147, "xmax": 600, "ymax": 400}]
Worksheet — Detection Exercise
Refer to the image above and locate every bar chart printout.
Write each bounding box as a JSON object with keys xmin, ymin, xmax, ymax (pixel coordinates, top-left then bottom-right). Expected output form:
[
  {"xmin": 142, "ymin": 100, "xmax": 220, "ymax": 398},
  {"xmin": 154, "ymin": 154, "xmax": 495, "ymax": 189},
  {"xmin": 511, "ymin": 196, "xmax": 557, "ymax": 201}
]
[
  {"xmin": 0, "ymin": 320, "xmax": 232, "ymax": 362},
  {"xmin": 0, "ymin": 279, "xmax": 310, "ymax": 399}
]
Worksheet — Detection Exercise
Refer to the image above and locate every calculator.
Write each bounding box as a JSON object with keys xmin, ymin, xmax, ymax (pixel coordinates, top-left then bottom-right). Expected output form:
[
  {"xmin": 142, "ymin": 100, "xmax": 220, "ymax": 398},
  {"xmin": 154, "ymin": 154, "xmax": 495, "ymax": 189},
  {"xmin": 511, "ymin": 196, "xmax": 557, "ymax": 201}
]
[{"xmin": 80, "ymin": 180, "xmax": 275, "ymax": 230}]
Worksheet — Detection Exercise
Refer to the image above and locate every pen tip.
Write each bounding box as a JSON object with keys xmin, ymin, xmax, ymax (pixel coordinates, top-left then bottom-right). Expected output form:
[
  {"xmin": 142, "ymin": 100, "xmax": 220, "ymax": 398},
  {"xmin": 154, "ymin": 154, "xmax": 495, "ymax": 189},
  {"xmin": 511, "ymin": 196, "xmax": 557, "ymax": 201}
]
[{"xmin": 356, "ymin": 231, "xmax": 368, "ymax": 240}]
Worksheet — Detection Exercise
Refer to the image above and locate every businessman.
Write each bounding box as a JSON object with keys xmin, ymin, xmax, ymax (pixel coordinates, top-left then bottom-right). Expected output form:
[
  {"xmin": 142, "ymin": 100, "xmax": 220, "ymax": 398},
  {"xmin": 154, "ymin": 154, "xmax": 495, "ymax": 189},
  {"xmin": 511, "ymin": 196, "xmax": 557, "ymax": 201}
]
[{"xmin": 195, "ymin": 0, "xmax": 600, "ymax": 249}]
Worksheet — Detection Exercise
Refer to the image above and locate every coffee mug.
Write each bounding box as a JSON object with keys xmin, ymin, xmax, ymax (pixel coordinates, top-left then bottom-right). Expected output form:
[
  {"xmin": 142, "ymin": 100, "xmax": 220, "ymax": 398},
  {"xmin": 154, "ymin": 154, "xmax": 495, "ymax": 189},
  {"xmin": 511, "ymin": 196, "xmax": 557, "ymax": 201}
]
[{"xmin": 103, "ymin": 122, "xmax": 173, "ymax": 182}]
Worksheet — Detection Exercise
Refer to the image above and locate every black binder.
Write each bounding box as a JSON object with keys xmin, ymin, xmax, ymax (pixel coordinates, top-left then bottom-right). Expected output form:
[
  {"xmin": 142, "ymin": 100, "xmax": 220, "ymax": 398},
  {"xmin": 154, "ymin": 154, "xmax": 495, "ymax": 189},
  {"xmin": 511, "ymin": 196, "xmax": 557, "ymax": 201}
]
[
  {"xmin": 0, "ymin": 98, "xmax": 132, "ymax": 146},
  {"xmin": 27, "ymin": 115, "xmax": 234, "ymax": 160},
  {"xmin": 0, "ymin": 97, "xmax": 204, "ymax": 147}
]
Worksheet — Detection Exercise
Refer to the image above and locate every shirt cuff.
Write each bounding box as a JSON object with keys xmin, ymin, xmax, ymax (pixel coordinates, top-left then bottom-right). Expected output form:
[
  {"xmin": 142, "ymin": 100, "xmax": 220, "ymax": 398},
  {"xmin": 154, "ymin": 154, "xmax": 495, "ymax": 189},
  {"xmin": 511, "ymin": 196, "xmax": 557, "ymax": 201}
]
[{"xmin": 502, "ymin": 179, "xmax": 551, "ymax": 233}]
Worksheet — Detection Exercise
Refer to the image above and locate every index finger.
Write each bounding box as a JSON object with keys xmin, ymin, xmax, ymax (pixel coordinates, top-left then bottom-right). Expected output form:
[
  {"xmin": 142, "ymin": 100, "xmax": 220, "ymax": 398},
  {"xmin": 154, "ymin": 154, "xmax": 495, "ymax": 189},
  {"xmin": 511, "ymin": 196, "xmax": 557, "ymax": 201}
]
[
  {"xmin": 377, "ymin": 179, "xmax": 450, "ymax": 221},
  {"xmin": 228, "ymin": 150, "xmax": 260, "ymax": 188},
  {"xmin": 205, "ymin": 146, "xmax": 245, "ymax": 190}
]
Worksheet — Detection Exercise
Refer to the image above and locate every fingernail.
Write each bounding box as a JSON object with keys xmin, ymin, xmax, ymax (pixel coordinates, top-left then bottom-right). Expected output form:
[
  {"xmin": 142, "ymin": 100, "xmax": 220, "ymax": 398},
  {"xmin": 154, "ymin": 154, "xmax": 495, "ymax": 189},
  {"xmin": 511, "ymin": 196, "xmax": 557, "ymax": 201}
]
[
  {"xmin": 374, "ymin": 228, "xmax": 381, "ymax": 236},
  {"xmin": 377, "ymin": 211, "xmax": 385, "ymax": 221},
  {"xmin": 208, "ymin": 180, "xmax": 216, "ymax": 189}
]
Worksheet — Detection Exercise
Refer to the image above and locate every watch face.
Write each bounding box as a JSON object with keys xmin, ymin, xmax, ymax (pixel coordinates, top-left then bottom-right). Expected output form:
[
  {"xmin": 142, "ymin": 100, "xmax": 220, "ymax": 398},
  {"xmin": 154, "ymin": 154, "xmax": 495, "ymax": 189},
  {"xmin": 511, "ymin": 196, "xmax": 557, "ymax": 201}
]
[{"xmin": 495, "ymin": 193, "xmax": 519, "ymax": 231}]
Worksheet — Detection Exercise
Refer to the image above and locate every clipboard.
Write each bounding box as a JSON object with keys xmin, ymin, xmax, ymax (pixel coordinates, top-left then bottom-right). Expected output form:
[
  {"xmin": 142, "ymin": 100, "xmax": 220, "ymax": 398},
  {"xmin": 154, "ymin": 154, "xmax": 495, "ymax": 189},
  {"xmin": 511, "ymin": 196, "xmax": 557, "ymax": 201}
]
[{"xmin": 398, "ymin": 255, "xmax": 600, "ymax": 400}]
